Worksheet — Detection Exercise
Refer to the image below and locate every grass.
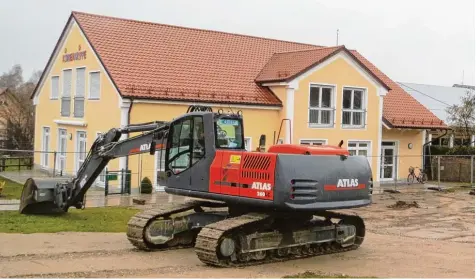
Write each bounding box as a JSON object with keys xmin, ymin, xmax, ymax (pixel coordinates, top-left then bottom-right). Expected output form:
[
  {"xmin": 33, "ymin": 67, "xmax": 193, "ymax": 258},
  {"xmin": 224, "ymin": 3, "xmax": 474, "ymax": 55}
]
[
  {"xmin": 0, "ymin": 177, "xmax": 23, "ymax": 200},
  {"xmin": 283, "ymin": 271, "xmax": 376, "ymax": 278},
  {"xmin": 0, "ymin": 206, "xmax": 141, "ymax": 233}
]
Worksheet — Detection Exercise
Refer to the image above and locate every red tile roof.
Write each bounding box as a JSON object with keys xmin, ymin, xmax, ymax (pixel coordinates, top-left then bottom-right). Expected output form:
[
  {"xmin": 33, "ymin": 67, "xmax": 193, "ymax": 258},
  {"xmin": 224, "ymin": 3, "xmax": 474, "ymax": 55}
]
[
  {"xmin": 349, "ymin": 50, "xmax": 447, "ymax": 129},
  {"xmin": 36, "ymin": 11, "xmax": 446, "ymax": 129},
  {"xmin": 72, "ymin": 11, "xmax": 324, "ymax": 106},
  {"xmin": 255, "ymin": 46, "xmax": 344, "ymax": 82}
]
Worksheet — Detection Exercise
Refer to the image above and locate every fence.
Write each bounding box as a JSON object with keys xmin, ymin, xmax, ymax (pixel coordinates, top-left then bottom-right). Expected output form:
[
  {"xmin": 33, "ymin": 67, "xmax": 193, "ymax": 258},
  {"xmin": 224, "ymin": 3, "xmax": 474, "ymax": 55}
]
[{"xmin": 0, "ymin": 148, "xmax": 474, "ymax": 195}]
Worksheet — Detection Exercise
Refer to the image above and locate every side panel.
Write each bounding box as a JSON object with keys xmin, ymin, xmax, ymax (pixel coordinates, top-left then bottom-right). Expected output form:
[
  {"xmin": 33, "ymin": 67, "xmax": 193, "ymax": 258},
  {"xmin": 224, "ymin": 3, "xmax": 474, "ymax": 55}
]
[
  {"xmin": 209, "ymin": 150, "xmax": 243, "ymax": 196},
  {"xmin": 274, "ymin": 153, "xmax": 372, "ymax": 210},
  {"xmin": 239, "ymin": 152, "xmax": 276, "ymax": 200},
  {"xmin": 208, "ymin": 151, "xmax": 277, "ymax": 201}
]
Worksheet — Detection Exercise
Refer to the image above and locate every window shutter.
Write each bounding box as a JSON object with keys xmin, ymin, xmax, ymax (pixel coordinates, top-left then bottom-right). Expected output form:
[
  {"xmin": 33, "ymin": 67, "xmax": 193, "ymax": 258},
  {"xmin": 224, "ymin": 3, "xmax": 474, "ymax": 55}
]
[
  {"xmin": 89, "ymin": 72, "xmax": 100, "ymax": 99},
  {"xmin": 76, "ymin": 68, "xmax": 85, "ymax": 97},
  {"xmin": 51, "ymin": 76, "xmax": 59, "ymax": 99}
]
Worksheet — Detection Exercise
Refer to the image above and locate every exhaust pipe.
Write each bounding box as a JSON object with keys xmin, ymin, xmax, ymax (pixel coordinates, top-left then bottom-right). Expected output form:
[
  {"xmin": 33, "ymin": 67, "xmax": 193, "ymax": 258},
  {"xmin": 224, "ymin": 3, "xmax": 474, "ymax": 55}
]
[{"xmin": 19, "ymin": 178, "xmax": 68, "ymax": 215}]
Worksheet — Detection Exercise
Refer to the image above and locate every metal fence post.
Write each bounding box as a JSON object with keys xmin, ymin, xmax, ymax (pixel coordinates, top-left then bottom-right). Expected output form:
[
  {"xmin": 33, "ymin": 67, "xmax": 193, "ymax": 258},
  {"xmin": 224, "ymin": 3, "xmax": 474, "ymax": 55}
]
[
  {"xmin": 53, "ymin": 151, "xmax": 57, "ymax": 177},
  {"xmin": 471, "ymin": 155, "xmax": 474, "ymax": 187},
  {"xmin": 105, "ymin": 169, "xmax": 109, "ymax": 196},
  {"xmin": 437, "ymin": 156, "xmax": 441, "ymax": 187},
  {"xmin": 121, "ymin": 168, "xmax": 124, "ymax": 194}
]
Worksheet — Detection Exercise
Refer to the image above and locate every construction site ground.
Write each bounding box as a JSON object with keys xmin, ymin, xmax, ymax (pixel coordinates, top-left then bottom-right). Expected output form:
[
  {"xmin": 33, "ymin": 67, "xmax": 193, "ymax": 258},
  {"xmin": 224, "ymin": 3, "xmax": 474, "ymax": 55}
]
[{"xmin": 0, "ymin": 189, "xmax": 474, "ymax": 278}]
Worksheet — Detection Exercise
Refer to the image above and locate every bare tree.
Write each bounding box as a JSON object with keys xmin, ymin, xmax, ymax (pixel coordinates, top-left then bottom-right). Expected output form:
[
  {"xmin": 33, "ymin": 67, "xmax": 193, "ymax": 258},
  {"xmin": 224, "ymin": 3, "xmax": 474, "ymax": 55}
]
[
  {"xmin": 445, "ymin": 89, "xmax": 475, "ymax": 145},
  {"xmin": 0, "ymin": 65, "xmax": 38, "ymax": 150}
]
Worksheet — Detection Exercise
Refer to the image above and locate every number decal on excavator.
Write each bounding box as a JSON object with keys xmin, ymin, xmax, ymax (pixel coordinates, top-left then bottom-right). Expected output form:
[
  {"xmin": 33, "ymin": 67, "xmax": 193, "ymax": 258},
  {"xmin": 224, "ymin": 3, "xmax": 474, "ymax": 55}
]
[{"xmin": 257, "ymin": 191, "xmax": 270, "ymax": 197}]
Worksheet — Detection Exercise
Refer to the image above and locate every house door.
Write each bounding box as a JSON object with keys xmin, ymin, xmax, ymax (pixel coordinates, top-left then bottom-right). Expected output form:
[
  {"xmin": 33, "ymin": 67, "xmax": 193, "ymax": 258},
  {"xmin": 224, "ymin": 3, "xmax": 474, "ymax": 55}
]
[
  {"xmin": 57, "ymin": 129, "xmax": 67, "ymax": 174},
  {"xmin": 380, "ymin": 142, "xmax": 397, "ymax": 180},
  {"xmin": 75, "ymin": 131, "xmax": 87, "ymax": 174}
]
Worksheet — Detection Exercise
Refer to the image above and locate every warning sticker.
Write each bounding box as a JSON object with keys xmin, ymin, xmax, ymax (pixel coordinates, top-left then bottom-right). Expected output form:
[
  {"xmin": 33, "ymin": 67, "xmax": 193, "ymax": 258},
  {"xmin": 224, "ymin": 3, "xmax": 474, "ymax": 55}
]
[{"xmin": 229, "ymin": 155, "xmax": 241, "ymax": 164}]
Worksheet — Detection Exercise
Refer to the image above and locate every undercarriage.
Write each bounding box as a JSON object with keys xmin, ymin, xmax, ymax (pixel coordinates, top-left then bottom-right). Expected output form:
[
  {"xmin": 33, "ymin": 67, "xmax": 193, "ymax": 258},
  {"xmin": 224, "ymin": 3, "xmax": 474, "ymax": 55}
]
[{"xmin": 126, "ymin": 200, "xmax": 365, "ymax": 267}]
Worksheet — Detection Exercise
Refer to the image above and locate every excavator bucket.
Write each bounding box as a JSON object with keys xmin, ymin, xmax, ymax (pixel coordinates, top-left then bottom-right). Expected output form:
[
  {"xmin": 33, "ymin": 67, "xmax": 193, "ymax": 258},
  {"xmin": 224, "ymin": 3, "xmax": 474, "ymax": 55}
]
[{"xmin": 19, "ymin": 177, "xmax": 66, "ymax": 215}]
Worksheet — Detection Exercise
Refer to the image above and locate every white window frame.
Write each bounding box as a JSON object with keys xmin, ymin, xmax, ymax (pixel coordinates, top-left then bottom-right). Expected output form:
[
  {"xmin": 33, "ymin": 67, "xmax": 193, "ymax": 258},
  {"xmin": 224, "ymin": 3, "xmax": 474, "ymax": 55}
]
[
  {"xmin": 41, "ymin": 126, "xmax": 50, "ymax": 168},
  {"xmin": 57, "ymin": 128, "xmax": 68, "ymax": 174},
  {"xmin": 244, "ymin": 137, "xmax": 252, "ymax": 151},
  {"xmin": 155, "ymin": 145, "xmax": 166, "ymax": 191},
  {"xmin": 380, "ymin": 140, "xmax": 399, "ymax": 181},
  {"xmin": 308, "ymin": 83, "xmax": 336, "ymax": 128},
  {"xmin": 299, "ymin": 139, "xmax": 328, "ymax": 146},
  {"xmin": 50, "ymin": 76, "xmax": 59, "ymax": 100},
  {"xmin": 347, "ymin": 140, "xmax": 372, "ymax": 165},
  {"xmin": 75, "ymin": 130, "xmax": 87, "ymax": 175},
  {"xmin": 94, "ymin": 132, "xmax": 107, "ymax": 187},
  {"xmin": 74, "ymin": 67, "xmax": 86, "ymax": 118},
  {"xmin": 88, "ymin": 71, "xmax": 101, "ymax": 100},
  {"xmin": 341, "ymin": 86, "xmax": 367, "ymax": 129},
  {"xmin": 61, "ymin": 68, "xmax": 72, "ymax": 116}
]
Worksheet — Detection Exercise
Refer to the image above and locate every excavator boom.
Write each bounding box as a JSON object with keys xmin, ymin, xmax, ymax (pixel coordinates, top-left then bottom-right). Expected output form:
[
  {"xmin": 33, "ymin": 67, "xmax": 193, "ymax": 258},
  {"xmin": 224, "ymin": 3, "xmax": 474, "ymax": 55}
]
[{"xmin": 20, "ymin": 120, "xmax": 169, "ymax": 214}]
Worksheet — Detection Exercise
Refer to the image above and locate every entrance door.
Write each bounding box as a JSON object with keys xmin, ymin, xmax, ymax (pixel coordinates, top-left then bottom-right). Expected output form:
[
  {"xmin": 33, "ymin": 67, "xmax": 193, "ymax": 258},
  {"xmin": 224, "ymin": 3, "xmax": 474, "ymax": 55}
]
[
  {"xmin": 76, "ymin": 131, "xmax": 87, "ymax": 174},
  {"xmin": 380, "ymin": 142, "xmax": 397, "ymax": 180}
]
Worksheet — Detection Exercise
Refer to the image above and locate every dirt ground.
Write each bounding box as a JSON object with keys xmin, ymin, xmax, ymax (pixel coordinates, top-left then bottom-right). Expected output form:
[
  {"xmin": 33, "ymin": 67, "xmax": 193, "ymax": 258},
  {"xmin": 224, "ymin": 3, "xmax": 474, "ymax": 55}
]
[{"xmin": 0, "ymin": 190, "xmax": 474, "ymax": 278}]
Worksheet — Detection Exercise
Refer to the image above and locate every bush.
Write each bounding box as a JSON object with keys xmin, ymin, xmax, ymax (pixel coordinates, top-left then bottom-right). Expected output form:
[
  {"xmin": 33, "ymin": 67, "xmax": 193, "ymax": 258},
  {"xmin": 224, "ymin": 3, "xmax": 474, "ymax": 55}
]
[
  {"xmin": 446, "ymin": 145, "xmax": 475, "ymax": 156},
  {"xmin": 429, "ymin": 145, "xmax": 475, "ymax": 156},
  {"xmin": 140, "ymin": 177, "xmax": 153, "ymax": 194}
]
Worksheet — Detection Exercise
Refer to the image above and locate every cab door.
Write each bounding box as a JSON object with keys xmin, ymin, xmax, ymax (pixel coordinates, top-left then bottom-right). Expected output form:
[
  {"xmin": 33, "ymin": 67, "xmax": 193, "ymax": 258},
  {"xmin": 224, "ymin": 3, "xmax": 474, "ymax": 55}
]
[{"xmin": 165, "ymin": 117, "xmax": 193, "ymax": 190}]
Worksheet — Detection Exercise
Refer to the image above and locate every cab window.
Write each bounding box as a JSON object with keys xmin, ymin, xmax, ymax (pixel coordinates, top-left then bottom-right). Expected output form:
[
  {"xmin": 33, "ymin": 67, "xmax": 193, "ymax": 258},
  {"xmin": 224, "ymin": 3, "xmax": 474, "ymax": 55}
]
[
  {"xmin": 167, "ymin": 116, "xmax": 205, "ymax": 174},
  {"xmin": 215, "ymin": 118, "xmax": 244, "ymax": 149}
]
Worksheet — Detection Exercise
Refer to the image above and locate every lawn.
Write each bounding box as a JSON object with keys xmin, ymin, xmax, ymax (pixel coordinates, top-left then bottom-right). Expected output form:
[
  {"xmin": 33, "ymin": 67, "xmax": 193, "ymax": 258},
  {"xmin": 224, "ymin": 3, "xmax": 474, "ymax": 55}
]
[
  {"xmin": 0, "ymin": 177, "xmax": 23, "ymax": 200},
  {"xmin": 0, "ymin": 206, "xmax": 141, "ymax": 233}
]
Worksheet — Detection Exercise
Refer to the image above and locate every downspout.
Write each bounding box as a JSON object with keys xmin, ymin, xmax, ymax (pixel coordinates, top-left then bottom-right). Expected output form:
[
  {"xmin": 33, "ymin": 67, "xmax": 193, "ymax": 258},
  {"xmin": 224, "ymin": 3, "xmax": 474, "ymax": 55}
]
[{"xmin": 125, "ymin": 97, "xmax": 134, "ymax": 190}]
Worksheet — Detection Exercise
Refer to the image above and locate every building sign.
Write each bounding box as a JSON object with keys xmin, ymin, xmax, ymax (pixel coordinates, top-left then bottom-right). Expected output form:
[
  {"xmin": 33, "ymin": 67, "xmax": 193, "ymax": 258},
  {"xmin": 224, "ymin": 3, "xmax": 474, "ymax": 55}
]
[{"xmin": 63, "ymin": 45, "xmax": 87, "ymax": 62}]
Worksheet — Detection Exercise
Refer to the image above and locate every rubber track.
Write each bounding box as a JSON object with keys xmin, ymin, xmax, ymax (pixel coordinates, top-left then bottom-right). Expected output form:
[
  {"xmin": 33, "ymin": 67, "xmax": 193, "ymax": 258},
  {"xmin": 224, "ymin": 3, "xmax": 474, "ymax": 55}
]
[
  {"xmin": 195, "ymin": 211, "xmax": 363, "ymax": 267},
  {"xmin": 126, "ymin": 200, "xmax": 225, "ymax": 251}
]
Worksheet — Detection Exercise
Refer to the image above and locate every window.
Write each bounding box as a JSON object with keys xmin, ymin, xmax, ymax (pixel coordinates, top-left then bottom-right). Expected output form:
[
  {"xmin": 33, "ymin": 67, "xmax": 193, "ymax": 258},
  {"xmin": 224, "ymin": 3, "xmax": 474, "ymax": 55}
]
[
  {"xmin": 76, "ymin": 131, "xmax": 87, "ymax": 174},
  {"xmin": 57, "ymin": 129, "xmax": 67, "ymax": 173},
  {"xmin": 342, "ymin": 88, "xmax": 366, "ymax": 128},
  {"xmin": 300, "ymin": 139, "xmax": 327, "ymax": 146},
  {"xmin": 51, "ymin": 76, "xmax": 59, "ymax": 99},
  {"xmin": 95, "ymin": 132, "xmax": 107, "ymax": 185},
  {"xmin": 61, "ymin": 69, "xmax": 72, "ymax": 116},
  {"xmin": 215, "ymin": 118, "xmax": 244, "ymax": 149},
  {"xmin": 348, "ymin": 141, "xmax": 371, "ymax": 163},
  {"xmin": 74, "ymin": 68, "xmax": 85, "ymax": 117},
  {"xmin": 41, "ymin": 127, "xmax": 50, "ymax": 167},
  {"xmin": 89, "ymin": 71, "xmax": 100, "ymax": 99},
  {"xmin": 309, "ymin": 84, "xmax": 334, "ymax": 127},
  {"xmin": 244, "ymin": 137, "xmax": 252, "ymax": 151}
]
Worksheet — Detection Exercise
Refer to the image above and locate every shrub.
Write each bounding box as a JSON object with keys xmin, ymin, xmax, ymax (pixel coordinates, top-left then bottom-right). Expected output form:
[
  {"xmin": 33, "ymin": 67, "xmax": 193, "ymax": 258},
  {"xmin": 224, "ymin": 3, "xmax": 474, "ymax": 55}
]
[
  {"xmin": 140, "ymin": 176, "xmax": 153, "ymax": 194},
  {"xmin": 445, "ymin": 145, "xmax": 475, "ymax": 156}
]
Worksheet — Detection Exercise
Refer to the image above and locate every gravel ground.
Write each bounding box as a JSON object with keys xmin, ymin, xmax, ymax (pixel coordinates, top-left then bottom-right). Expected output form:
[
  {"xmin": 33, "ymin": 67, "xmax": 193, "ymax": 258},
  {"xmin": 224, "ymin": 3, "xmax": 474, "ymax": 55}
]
[{"xmin": 0, "ymin": 190, "xmax": 474, "ymax": 278}]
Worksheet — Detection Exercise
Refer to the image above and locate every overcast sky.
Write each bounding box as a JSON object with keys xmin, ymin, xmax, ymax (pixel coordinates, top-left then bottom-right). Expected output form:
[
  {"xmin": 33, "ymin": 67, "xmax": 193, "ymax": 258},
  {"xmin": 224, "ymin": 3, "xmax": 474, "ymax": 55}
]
[{"xmin": 1, "ymin": 0, "xmax": 474, "ymax": 86}]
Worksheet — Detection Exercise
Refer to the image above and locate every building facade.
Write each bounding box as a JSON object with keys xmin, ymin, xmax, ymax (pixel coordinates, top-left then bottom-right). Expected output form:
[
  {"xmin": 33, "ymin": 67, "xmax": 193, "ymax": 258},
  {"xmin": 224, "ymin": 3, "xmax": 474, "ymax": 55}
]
[{"xmin": 31, "ymin": 11, "xmax": 448, "ymax": 191}]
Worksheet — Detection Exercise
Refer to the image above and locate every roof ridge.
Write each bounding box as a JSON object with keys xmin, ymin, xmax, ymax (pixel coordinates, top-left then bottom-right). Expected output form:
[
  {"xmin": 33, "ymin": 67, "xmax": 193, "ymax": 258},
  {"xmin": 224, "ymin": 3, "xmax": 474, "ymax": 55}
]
[
  {"xmin": 71, "ymin": 10, "xmax": 324, "ymax": 48},
  {"xmin": 273, "ymin": 45, "xmax": 342, "ymax": 54}
]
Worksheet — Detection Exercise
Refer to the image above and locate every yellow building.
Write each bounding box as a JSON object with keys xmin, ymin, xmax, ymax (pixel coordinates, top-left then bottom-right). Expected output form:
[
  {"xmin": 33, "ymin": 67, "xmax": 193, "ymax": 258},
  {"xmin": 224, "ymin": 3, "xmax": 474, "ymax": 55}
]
[{"xmin": 31, "ymin": 11, "xmax": 448, "ymax": 192}]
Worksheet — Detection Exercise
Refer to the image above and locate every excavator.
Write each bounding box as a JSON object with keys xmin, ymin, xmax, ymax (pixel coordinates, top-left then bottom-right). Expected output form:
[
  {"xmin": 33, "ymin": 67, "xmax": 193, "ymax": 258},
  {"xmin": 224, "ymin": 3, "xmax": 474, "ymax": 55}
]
[{"xmin": 19, "ymin": 105, "xmax": 373, "ymax": 267}]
